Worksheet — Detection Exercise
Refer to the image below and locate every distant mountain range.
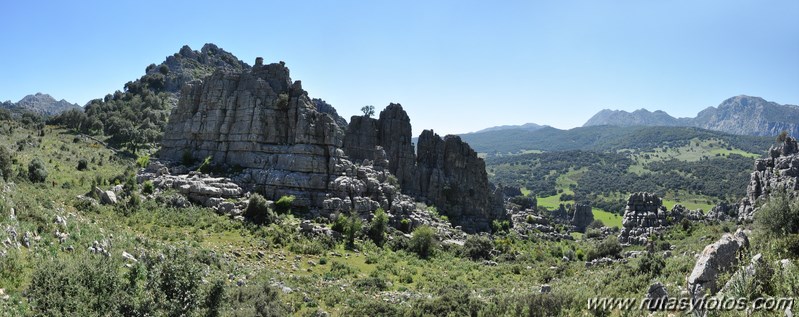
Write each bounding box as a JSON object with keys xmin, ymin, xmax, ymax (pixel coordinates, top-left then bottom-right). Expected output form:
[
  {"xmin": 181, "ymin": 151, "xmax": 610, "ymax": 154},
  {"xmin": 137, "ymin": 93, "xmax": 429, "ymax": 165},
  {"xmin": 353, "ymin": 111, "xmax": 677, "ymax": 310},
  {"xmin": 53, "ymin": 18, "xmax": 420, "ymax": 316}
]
[
  {"xmin": 1, "ymin": 93, "xmax": 80, "ymax": 116},
  {"xmin": 473, "ymin": 122, "xmax": 547, "ymax": 133},
  {"xmin": 583, "ymin": 95, "xmax": 799, "ymax": 137},
  {"xmin": 459, "ymin": 125, "xmax": 774, "ymax": 155}
]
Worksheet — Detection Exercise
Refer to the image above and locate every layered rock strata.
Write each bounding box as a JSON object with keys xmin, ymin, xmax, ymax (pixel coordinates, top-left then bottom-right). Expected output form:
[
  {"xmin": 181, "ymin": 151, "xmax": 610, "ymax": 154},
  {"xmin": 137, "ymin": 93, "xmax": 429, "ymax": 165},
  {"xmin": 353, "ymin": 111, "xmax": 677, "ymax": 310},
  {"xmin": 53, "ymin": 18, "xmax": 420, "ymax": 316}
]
[
  {"xmin": 160, "ymin": 59, "xmax": 504, "ymax": 232},
  {"xmin": 343, "ymin": 107, "xmax": 504, "ymax": 232}
]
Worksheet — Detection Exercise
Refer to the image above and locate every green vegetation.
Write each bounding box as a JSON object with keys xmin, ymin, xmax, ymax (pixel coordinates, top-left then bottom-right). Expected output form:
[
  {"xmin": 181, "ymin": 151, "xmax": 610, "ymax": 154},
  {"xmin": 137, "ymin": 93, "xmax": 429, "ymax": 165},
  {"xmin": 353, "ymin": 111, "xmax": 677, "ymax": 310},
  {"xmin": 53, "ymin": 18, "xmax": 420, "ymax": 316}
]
[
  {"xmin": 1, "ymin": 114, "xmax": 796, "ymax": 316},
  {"xmin": 409, "ymin": 225, "xmax": 436, "ymax": 259}
]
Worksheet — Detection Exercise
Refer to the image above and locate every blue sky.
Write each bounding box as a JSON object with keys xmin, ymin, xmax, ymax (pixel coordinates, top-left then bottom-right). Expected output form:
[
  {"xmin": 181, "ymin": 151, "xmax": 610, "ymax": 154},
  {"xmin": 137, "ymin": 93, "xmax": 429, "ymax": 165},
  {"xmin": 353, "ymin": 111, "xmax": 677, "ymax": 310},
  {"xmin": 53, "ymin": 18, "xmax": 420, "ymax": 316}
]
[{"xmin": 1, "ymin": 0, "xmax": 797, "ymax": 135}]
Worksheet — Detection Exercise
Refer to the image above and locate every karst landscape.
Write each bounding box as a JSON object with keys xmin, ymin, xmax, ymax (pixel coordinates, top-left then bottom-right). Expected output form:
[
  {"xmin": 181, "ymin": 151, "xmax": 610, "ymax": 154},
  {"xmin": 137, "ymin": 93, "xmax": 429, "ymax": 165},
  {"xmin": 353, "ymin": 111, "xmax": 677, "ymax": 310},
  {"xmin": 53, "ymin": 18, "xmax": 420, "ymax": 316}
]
[{"xmin": 1, "ymin": 2, "xmax": 798, "ymax": 317}]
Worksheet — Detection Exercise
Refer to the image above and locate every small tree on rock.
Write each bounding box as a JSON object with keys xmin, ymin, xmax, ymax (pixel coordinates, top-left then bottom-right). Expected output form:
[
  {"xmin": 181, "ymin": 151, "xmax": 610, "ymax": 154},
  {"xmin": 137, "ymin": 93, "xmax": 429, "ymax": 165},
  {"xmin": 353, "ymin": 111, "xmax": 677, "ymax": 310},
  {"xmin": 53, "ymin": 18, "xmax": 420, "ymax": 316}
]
[{"xmin": 361, "ymin": 105, "xmax": 375, "ymax": 118}]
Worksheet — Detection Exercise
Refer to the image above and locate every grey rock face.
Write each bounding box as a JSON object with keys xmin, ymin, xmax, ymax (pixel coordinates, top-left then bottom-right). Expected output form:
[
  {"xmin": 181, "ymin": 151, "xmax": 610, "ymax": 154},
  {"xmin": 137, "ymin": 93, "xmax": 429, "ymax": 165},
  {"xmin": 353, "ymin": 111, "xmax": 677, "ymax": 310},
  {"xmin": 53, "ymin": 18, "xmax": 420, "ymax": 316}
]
[
  {"xmin": 570, "ymin": 203, "xmax": 594, "ymax": 232},
  {"xmin": 739, "ymin": 136, "xmax": 799, "ymax": 221},
  {"xmin": 618, "ymin": 193, "xmax": 667, "ymax": 245},
  {"xmin": 160, "ymin": 59, "xmax": 504, "ymax": 233},
  {"xmin": 160, "ymin": 62, "xmax": 346, "ymax": 208},
  {"xmin": 415, "ymin": 130, "xmax": 505, "ymax": 233},
  {"xmin": 687, "ymin": 229, "xmax": 749, "ymax": 299},
  {"xmin": 2, "ymin": 93, "xmax": 80, "ymax": 116},
  {"xmin": 645, "ymin": 282, "xmax": 668, "ymax": 311},
  {"xmin": 342, "ymin": 105, "xmax": 505, "ymax": 232}
]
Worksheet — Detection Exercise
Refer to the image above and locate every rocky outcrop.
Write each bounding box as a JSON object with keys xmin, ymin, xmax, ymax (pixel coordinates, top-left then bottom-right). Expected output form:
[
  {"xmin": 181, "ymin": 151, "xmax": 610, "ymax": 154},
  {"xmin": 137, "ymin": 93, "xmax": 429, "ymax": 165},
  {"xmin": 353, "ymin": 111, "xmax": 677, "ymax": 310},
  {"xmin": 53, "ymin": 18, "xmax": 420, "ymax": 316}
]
[
  {"xmin": 618, "ymin": 193, "xmax": 667, "ymax": 245},
  {"xmin": 687, "ymin": 229, "xmax": 749, "ymax": 300},
  {"xmin": 570, "ymin": 203, "xmax": 593, "ymax": 232},
  {"xmin": 739, "ymin": 136, "xmax": 799, "ymax": 220},
  {"xmin": 343, "ymin": 106, "xmax": 505, "ymax": 232},
  {"xmin": 159, "ymin": 58, "xmax": 504, "ymax": 232},
  {"xmin": 415, "ymin": 130, "xmax": 505, "ymax": 232},
  {"xmin": 160, "ymin": 61, "xmax": 346, "ymax": 208},
  {"xmin": 313, "ymin": 98, "xmax": 347, "ymax": 128}
]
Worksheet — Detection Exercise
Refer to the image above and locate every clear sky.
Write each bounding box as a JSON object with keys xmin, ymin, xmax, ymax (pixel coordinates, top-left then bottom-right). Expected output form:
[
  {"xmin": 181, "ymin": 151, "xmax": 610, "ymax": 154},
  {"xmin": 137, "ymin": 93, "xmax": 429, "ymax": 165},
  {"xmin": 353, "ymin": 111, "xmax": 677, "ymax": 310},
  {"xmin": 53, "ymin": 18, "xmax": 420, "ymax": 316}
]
[{"xmin": 1, "ymin": 0, "xmax": 797, "ymax": 136}]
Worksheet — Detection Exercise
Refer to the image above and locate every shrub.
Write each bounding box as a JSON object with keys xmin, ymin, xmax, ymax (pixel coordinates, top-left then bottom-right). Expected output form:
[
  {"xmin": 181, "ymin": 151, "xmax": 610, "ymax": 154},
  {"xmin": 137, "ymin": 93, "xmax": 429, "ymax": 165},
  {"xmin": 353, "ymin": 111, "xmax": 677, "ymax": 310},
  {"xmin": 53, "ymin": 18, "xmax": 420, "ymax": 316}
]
[
  {"xmin": 510, "ymin": 195, "xmax": 536, "ymax": 209},
  {"xmin": 463, "ymin": 235, "xmax": 494, "ymax": 260},
  {"xmin": 77, "ymin": 158, "xmax": 88, "ymax": 171},
  {"xmin": 142, "ymin": 180, "xmax": 155, "ymax": 195},
  {"xmin": 636, "ymin": 252, "xmax": 665, "ymax": 276},
  {"xmin": 136, "ymin": 154, "xmax": 150, "ymax": 168},
  {"xmin": 400, "ymin": 219, "xmax": 411, "ymax": 233},
  {"xmin": 586, "ymin": 237, "xmax": 622, "ymax": 261},
  {"xmin": 587, "ymin": 219, "xmax": 604, "ymax": 230},
  {"xmin": 585, "ymin": 229, "xmax": 602, "ymax": 239},
  {"xmin": 28, "ymin": 157, "xmax": 48, "ymax": 183},
  {"xmin": 755, "ymin": 192, "xmax": 799, "ymax": 236},
  {"xmin": 0, "ymin": 146, "xmax": 13, "ymax": 181},
  {"xmin": 243, "ymin": 193, "xmax": 276, "ymax": 226},
  {"xmin": 409, "ymin": 225, "xmax": 436, "ymax": 259},
  {"xmin": 491, "ymin": 219, "xmax": 511, "ymax": 233},
  {"xmin": 274, "ymin": 195, "xmax": 295, "ymax": 214},
  {"xmin": 368, "ymin": 208, "xmax": 389, "ymax": 246},
  {"xmin": 197, "ymin": 156, "xmax": 213, "ymax": 173},
  {"xmin": 331, "ymin": 214, "xmax": 348, "ymax": 233},
  {"xmin": 27, "ymin": 255, "xmax": 124, "ymax": 316},
  {"xmin": 228, "ymin": 281, "xmax": 290, "ymax": 317},
  {"xmin": 345, "ymin": 212, "xmax": 363, "ymax": 249}
]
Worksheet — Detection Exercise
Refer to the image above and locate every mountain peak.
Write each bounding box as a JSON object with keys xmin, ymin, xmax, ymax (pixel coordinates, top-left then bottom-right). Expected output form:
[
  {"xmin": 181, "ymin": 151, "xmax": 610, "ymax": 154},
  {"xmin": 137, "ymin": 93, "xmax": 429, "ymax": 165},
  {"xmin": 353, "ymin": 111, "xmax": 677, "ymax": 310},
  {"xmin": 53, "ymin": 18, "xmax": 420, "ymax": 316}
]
[
  {"xmin": 584, "ymin": 95, "xmax": 799, "ymax": 137},
  {"xmin": 583, "ymin": 108, "xmax": 680, "ymax": 127},
  {"xmin": 1, "ymin": 93, "xmax": 80, "ymax": 116}
]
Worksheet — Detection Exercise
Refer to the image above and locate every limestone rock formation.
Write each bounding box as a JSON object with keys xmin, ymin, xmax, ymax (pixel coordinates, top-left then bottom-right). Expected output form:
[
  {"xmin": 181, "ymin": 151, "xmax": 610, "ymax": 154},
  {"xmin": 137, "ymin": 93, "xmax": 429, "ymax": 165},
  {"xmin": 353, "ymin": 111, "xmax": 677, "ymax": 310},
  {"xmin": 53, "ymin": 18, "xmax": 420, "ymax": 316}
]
[
  {"xmin": 160, "ymin": 61, "xmax": 347, "ymax": 208},
  {"xmin": 343, "ymin": 105, "xmax": 505, "ymax": 232},
  {"xmin": 616, "ymin": 193, "xmax": 704, "ymax": 244},
  {"xmin": 570, "ymin": 203, "xmax": 593, "ymax": 232},
  {"xmin": 159, "ymin": 58, "xmax": 505, "ymax": 232},
  {"xmin": 415, "ymin": 130, "xmax": 505, "ymax": 232},
  {"xmin": 738, "ymin": 136, "xmax": 799, "ymax": 220},
  {"xmin": 687, "ymin": 229, "xmax": 749, "ymax": 300}
]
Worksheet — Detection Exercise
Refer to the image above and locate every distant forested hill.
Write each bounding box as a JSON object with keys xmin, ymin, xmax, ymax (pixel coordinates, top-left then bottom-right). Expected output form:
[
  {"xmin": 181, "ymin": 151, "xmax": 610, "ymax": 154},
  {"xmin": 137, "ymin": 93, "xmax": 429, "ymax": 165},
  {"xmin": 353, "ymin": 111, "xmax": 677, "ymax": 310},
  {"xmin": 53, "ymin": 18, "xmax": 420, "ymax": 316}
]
[{"xmin": 459, "ymin": 125, "xmax": 773, "ymax": 155}]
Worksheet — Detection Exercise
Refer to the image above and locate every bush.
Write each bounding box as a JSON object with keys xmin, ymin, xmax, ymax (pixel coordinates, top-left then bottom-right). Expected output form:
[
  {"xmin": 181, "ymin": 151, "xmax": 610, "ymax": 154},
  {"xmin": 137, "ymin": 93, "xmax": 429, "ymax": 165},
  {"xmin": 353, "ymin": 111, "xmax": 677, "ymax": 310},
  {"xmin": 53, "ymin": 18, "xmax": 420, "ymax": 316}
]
[
  {"xmin": 243, "ymin": 193, "xmax": 276, "ymax": 226},
  {"xmin": 181, "ymin": 150, "xmax": 194, "ymax": 166},
  {"xmin": 636, "ymin": 252, "xmax": 665, "ymax": 276},
  {"xmin": 228, "ymin": 281, "xmax": 290, "ymax": 317},
  {"xmin": 510, "ymin": 195, "xmax": 535, "ymax": 209},
  {"xmin": 28, "ymin": 255, "xmax": 124, "ymax": 316},
  {"xmin": 491, "ymin": 219, "xmax": 511, "ymax": 233},
  {"xmin": 368, "ymin": 208, "xmax": 389, "ymax": 247},
  {"xmin": 400, "ymin": 218, "xmax": 411, "ymax": 233},
  {"xmin": 136, "ymin": 154, "xmax": 150, "ymax": 168},
  {"xmin": 0, "ymin": 146, "xmax": 13, "ymax": 181},
  {"xmin": 28, "ymin": 157, "xmax": 48, "ymax": 183},
  {"xmin": 274, "ymin": 195, "xmax": 295, "ymax": 214},
  {"xmin": 331, "ymin": 214, "xmax": 348, "ymax": 233},
  {"xmin": 142, "ymin": 180, "xmax": 155, "ymax": 195},
  {"xmin": 409, "ymin": 225, "xmax": 437, "ymax": 259},
  {"xmin": 587, "ymin": 219, "xmax": 604, "ymax": 230},
  {"xmin": 586, "ymin": 237, "xmax": 622, "ymax": 261},
  {"xmin": 77, "ymin": 158, "xmax": 88, "ymax": 171},
  {"xmin": 463, "ymin": 235, "xmax": 494, "ymax": 260},
  {"xmin": 756, "ymin": 192, "xmax": 799, "ymax": 236},
  {"xmin": 345, "ymin": 212, "xmax": 363, "ymax": 249}
]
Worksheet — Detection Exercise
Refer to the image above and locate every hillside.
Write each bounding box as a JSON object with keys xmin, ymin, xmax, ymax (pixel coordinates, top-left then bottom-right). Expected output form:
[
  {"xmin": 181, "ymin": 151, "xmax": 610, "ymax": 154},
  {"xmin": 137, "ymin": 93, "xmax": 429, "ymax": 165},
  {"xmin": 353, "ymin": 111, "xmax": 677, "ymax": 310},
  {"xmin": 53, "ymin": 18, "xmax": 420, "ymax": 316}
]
[
  {"xmin": 459, "ymin": 125, "xmax": 774, "ymax": 155},
  {"xmin": 1, "ymin": 93, "xmax": 80, "ymax": 116},
  {"xmin": 583, "ymin": 95, "xmax": 799, "ymax": 137},
  {"xmin": 48, "ymin": 44, "xmax": 250, "ymax": 153}
]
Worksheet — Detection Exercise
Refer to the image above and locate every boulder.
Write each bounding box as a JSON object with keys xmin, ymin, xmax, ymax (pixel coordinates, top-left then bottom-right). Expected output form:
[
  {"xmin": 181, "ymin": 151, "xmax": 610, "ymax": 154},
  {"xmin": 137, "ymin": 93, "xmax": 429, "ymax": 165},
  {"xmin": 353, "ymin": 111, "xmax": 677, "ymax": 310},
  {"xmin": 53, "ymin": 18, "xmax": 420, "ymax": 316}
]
[{"xmin": 687, "ymin": 229, "xmax": 749, "ymax": 299}]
